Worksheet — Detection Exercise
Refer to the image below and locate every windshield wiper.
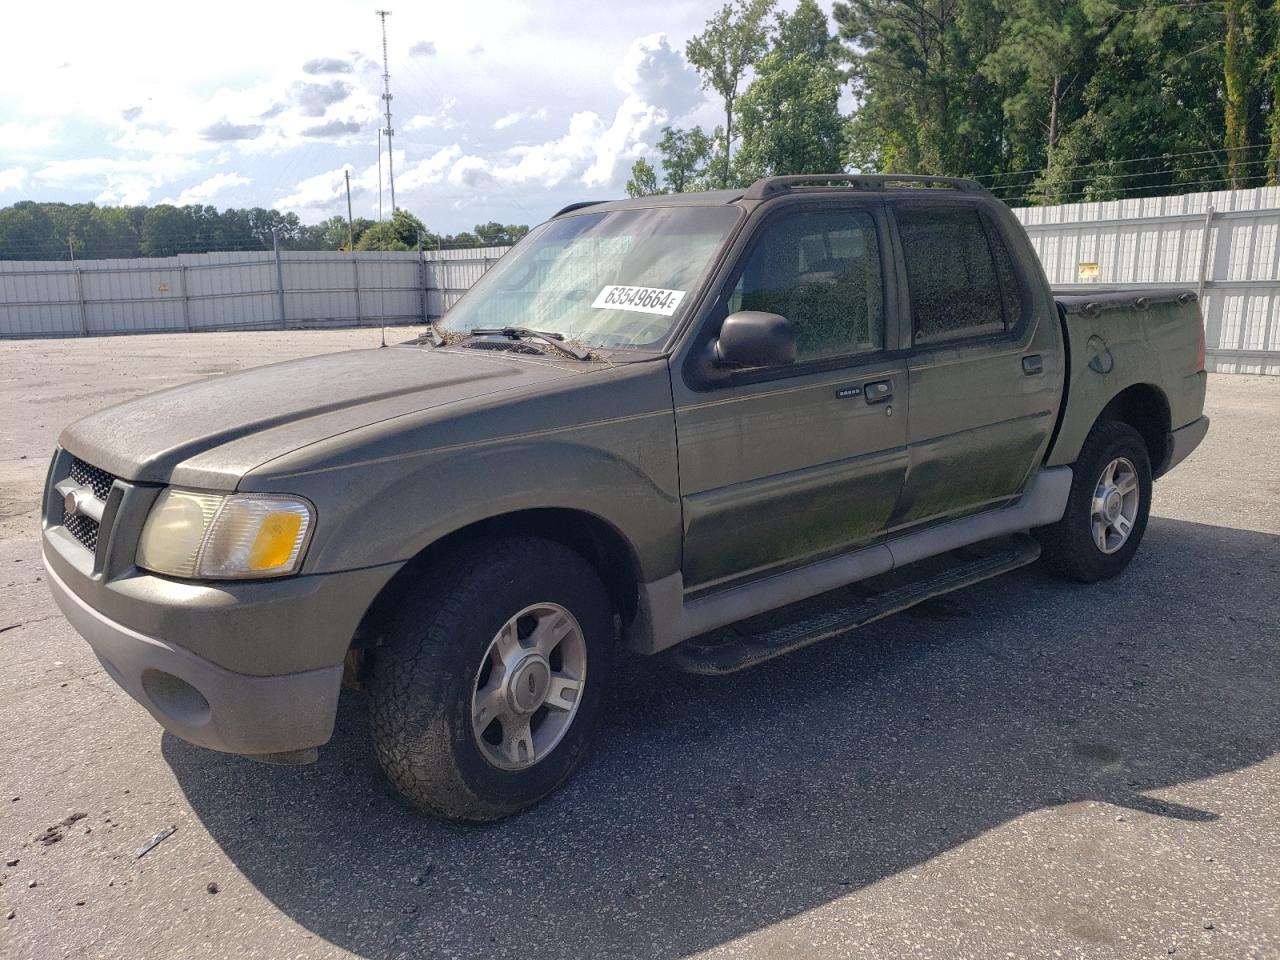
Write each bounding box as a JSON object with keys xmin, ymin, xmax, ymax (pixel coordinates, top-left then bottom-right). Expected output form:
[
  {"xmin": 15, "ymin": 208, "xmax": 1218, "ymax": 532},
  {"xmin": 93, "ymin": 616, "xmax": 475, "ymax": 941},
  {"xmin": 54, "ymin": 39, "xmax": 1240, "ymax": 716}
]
[{"xmin": 466, "ymin": 327, "xmax": 592, "ymax": 361}]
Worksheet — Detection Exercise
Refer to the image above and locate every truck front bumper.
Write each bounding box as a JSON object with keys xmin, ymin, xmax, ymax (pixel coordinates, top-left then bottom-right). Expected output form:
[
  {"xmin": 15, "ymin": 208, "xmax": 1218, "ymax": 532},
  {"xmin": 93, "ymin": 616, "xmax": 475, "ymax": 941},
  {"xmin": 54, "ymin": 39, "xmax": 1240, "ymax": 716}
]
[{"xmin": 44, "ymin": 554, "xmax": 345, "ymax": 757}]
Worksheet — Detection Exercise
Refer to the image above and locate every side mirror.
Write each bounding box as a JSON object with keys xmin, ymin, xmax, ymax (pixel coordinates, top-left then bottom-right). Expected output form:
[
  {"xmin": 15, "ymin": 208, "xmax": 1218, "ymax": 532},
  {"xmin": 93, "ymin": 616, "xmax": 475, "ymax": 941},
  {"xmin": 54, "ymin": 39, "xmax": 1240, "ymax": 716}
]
[{"xmin": 713, "ymin": 311, "xmax": 796, "ymax": 368}]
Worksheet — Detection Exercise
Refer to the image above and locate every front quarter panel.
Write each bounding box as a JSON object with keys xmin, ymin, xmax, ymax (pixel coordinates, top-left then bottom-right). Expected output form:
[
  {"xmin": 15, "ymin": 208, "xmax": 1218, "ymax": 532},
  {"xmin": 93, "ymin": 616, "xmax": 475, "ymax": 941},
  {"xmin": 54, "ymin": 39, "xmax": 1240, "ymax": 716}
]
[{"xmin": 238, "ymin": 360, "xmax": 682, "ymax": 581}]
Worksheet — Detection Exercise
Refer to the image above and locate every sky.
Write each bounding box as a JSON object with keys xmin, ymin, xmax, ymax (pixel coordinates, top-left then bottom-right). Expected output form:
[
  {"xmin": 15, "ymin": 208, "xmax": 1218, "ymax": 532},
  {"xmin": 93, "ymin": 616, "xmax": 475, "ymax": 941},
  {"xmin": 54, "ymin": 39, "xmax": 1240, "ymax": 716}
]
[{"xmin": 0, "ymin": 0, "xmax": 826, "ymax": 234}]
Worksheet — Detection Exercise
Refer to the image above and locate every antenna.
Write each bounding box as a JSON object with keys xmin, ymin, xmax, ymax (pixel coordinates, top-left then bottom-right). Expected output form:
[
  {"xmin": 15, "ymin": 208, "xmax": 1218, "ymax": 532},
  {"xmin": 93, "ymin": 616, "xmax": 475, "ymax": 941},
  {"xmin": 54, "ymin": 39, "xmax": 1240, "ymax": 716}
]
[{"xmin": 376, "ymin": 9, "xmax": 397, "ymax": 214}]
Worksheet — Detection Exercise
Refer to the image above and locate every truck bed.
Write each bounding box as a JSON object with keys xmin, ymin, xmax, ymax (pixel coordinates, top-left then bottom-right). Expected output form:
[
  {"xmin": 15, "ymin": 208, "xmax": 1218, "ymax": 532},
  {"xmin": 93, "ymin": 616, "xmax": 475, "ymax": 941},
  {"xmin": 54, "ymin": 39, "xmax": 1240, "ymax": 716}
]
[{"xmin": 1045, "ymin": 285, "xmax": 1206, "ymax": 476}]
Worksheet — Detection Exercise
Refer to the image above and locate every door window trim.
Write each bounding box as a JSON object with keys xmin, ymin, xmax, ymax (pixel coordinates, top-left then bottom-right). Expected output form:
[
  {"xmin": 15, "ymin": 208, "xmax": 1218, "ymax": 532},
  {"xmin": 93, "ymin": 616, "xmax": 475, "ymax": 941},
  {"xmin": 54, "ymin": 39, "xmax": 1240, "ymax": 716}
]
[
  {"xmin": 888, "ymin": 197, "xmax": 1034, "ymax": 352},
  {"xmin": 681, "ymin": 196, "xmax": 900, "ymax": 391}
]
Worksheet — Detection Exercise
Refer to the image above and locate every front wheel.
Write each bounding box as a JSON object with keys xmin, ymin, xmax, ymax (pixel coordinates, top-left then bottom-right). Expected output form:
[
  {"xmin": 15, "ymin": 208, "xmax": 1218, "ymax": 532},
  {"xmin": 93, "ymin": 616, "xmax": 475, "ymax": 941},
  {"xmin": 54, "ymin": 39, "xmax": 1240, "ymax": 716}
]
[
  {"xmin": 368, "ymin": 537, "xmax": 614, "ymax": 822},
  {"xmin": 1036, "ymin": 420, "xmax": 1153, "ymax": 583}
]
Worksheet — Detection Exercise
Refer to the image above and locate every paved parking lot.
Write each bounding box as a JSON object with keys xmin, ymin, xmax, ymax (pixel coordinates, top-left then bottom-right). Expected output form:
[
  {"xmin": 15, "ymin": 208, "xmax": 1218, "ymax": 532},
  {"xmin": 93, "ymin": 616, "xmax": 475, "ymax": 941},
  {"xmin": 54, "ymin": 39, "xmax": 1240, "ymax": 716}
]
[{"xmin": 1, "ymin": 331, "xmax": 1278, "ymax": 960}]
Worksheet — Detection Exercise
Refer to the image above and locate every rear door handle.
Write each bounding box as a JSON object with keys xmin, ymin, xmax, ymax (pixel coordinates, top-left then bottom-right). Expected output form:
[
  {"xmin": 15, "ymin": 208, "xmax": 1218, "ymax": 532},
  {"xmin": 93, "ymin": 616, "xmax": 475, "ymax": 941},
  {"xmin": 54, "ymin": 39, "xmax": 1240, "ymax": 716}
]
[
  {"xmin": 1022, "ymin": 354, "xmax": 1043, "ymax": 375},
  {"xmin": 864, "ymin": 379, "xmax": 893, "ymax": 404}
]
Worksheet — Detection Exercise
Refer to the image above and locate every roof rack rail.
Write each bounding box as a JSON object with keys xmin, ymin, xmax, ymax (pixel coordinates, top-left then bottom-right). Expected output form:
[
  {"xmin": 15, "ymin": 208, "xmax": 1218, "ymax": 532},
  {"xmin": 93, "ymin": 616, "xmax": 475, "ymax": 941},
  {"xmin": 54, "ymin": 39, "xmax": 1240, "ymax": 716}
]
[
  {"xmin": 552, "ymin": 200, "xmax": 608, "ymax": 218},
  {"xmin": 743, "ymin": 174, "xmax": 992, "ymax": 201}
]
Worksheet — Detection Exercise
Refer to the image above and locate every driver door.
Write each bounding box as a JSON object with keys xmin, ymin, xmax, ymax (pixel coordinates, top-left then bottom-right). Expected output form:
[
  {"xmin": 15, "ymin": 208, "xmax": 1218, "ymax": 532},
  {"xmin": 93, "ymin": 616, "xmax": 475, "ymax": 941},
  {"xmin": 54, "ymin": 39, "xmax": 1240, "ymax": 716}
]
[{"xmin": 674, "ymin": 200, "xmax": 910, "ymax": 593}]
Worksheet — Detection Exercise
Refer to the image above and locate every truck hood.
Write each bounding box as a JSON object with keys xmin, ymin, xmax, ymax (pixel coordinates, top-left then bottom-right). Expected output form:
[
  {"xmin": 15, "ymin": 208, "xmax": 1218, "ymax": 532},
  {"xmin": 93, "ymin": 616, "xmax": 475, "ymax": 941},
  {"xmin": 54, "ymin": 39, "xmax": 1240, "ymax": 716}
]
[{"xmin": 59, "ymin": 345, "xmax": 588, "ymax": 488}]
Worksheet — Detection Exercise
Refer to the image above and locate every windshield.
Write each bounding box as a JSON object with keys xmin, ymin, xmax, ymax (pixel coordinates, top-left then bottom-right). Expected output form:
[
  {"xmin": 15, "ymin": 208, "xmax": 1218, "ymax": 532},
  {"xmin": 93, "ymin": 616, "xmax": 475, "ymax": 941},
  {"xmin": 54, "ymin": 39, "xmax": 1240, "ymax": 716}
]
[{"xmin": 438, "ymin": 205, "xmax": 740, "ymax": 349}]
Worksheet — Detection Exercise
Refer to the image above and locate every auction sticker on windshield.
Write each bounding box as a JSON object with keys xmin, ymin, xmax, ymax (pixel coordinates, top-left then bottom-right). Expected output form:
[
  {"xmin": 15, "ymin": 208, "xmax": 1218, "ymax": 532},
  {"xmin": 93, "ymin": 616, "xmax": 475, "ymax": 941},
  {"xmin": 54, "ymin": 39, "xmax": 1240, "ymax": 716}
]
[{"xmin": 592, "ymin": 285, "xmax": 686, "ymax": 316}]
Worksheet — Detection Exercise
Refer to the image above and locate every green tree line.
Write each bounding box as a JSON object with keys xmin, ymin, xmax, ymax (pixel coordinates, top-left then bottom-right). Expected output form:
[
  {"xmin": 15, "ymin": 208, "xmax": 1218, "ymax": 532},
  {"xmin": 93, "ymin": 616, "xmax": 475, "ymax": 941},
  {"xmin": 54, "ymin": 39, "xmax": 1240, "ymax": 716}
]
[
  {"xmin": 0, "ymin": 201, "xmax": 529, "ymax": 262},
  {"xmin": 630, "ymin": 0, "xmax": 1280, "ymax": 204}
]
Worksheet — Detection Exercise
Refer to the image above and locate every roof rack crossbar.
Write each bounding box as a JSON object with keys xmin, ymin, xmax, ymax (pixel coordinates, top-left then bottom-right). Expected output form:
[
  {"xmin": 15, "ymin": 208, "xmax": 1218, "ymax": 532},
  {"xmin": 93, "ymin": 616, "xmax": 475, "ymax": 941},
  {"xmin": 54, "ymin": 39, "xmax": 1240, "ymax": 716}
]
[
  {"xmin": 743, "ymin": 174, "xmax": 992, "ymax": 200},
  {"xmin": 552, "ymin": 200, "xmax": 608, "ymax": 218}
]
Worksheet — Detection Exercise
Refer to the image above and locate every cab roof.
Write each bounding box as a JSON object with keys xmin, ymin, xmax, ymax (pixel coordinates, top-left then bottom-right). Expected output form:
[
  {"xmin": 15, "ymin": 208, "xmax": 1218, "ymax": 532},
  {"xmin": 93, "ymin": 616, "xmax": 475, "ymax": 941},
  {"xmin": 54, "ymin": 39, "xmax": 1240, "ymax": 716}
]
[{"xmin": 551, "ymin": 174, "xmax": 993, "ymax": 219}]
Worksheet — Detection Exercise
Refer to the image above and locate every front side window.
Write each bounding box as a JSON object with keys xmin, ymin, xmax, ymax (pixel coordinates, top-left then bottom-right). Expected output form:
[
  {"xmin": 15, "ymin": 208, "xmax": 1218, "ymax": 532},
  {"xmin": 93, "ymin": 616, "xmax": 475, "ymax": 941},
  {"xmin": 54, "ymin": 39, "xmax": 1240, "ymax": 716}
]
[
  {"xmin": 727, "ymin": 208, "xmax": 885, "ymax": 362},
  {"xmin": 897, "ymin": 205, "xmax": 1011, "ymax": 344},
  {"xmin": 439, "ymin": 206, "xmax": 740, "ymax": 350}
]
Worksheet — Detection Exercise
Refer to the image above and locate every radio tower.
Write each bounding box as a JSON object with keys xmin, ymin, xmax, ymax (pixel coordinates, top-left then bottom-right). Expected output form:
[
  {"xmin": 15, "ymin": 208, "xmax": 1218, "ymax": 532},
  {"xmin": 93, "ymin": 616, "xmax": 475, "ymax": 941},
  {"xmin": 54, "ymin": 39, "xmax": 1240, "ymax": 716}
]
[{"xmin": 376, "ymin": 9, "xmax": 397, "ymax": 214}]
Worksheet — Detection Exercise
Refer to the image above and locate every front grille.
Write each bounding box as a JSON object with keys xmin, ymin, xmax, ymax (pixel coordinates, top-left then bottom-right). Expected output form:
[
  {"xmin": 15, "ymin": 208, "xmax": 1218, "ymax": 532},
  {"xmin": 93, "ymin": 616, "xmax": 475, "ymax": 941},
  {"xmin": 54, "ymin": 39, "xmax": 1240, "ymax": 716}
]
[
  {"xmin": 70, "ymin": 457, "xmax": 116, "ymax": 501},
  {"xmin": 62, "ymin": 456, "xmax": 117, "ymax": 552},
  {"xmin": 64, "ymin": 512, "xmax": 100, "ymax": 552}
]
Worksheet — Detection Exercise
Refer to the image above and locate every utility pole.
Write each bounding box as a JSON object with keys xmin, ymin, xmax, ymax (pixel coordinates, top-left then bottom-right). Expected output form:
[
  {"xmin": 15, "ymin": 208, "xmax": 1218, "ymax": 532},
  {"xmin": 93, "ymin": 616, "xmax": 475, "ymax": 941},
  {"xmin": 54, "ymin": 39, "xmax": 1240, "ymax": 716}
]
[
  {"xmin": 271, "ymin": 227, "xmax": 287, "ymax": 330},
  {"xmin": 377, "ymin": 130, "xmax": 383, "ymax": 222},
  {"xmin": 344, "ymin": 169, "xmax": 355, "ymax": 252},
  {"xmin": 376, "ymin": 9, "xmax": 397, "ymax": 214},
  {"xmin": 68, "ymin": 233, "xmax": 88, "ymax": 336}
]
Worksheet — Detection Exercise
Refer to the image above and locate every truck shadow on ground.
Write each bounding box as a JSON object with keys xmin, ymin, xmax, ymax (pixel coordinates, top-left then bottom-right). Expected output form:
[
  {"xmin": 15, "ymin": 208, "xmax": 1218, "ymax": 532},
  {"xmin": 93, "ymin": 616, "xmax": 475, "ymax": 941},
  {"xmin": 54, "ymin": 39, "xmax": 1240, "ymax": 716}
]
[{"xmin": 164, "ymin": 517, "xmax": 1279, "ymax": 959}]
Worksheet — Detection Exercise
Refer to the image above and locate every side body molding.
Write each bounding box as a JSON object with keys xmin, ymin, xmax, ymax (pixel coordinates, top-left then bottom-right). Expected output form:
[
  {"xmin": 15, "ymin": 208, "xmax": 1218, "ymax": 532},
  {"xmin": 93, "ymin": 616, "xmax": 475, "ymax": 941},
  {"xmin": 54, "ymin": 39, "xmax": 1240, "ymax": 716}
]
[{"xmin": 628, "ymin": 466, "xmax": 1072, "ymax": 654}]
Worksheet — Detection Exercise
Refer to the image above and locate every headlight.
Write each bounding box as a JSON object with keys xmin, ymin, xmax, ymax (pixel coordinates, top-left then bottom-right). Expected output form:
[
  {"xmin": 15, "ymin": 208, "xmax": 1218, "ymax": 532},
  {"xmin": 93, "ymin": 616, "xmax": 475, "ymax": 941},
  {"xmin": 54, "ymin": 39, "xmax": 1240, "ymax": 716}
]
[{"xmin": 136, "ymin": 489, "xmax": 314, "ymax": 579}]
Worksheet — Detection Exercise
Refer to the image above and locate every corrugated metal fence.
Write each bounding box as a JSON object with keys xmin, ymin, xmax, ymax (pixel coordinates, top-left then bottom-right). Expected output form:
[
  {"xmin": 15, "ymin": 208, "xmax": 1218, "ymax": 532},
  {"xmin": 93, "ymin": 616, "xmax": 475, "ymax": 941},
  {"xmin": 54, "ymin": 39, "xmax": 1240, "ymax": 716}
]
[
  {"xmin": 0, "ymin": 245, "xmax": 510, "ymax": 339},
  {"xmin": 1013, "ymin": 185, "xmax": 1280, "ymax": 375},
  {"xmin": 2, "ymin": 188, "xmax": 1279, "ymax": 374}
]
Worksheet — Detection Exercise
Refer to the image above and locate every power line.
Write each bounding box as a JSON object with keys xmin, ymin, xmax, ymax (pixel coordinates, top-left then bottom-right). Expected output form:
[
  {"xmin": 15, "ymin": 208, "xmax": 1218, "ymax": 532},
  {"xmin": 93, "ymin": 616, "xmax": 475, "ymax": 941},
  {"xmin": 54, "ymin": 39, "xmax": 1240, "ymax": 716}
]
[
  {"xmin": 973, "ymin": 141, "xmax": 1276, "ymax": 184},
  {"xmin": 1003, "ymin": 171, "xmax": 1276, "ymax": 206},
  {"xmin": 985, "ymin": 158, "xmax": 1278, "ymax": 198}
]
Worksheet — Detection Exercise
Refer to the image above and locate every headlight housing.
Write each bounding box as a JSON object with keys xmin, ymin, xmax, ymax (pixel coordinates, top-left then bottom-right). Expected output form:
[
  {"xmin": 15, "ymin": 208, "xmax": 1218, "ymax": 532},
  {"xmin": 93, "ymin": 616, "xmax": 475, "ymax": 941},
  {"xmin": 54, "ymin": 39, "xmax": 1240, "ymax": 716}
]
[{"xmin": 136, "ymin": 489, "xmax": 314, "ymax": 580}]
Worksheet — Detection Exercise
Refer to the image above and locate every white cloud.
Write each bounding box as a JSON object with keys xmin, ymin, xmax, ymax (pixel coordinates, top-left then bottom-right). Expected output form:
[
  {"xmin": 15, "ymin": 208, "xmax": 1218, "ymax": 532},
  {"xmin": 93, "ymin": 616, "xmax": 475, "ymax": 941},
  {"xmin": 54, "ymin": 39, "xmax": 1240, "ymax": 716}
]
[
  {"xmin": 302, "ymin": 57, "xmax": 353, "ymax": 75},
  {"xmin": 493, "ymin": 106, "xmax": 548, "ymax": 130},
  {"xmin": 165, "ymin": 172, "xmax": 251, "ymax": 206},
  {"xmin": 274, "ymin": 164, "xmax": 359, "ymax": 213},
  {"xmin": 613, "ymin": 32, "xmax": 703, "ymax": 118},
  {"xmin": 0, "ymin": 166, "xmax": 29, "ymax": 192},
  {"xmin": 0, "ymin": 3, "xmax": 719, "ymax": 230},
  {"xmin": 0, "ymin": 119, "xmax": 60, "ymax": 153},
  {"xmin": 451, "ymin": 33, "xmax": 703, "ymax": 190},
  {"xmin": 397, "ymin": 145, "xmax": 465, "ymax": 191},
  {"xmin": 405, "ymin": 98, "xmax": 463, "ymax": 132},
  {"xmin": 34, "ymin": 155, "xmax": 200, "ymax": 205}
]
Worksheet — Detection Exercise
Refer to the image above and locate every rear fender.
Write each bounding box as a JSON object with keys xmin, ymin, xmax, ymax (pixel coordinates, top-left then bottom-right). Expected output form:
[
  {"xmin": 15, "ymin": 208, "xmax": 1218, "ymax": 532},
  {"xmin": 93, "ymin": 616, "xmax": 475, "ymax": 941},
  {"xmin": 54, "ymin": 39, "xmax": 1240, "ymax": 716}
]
[{"xmin": 1046, "ymin": 299, "xmax": 1204, "ymax": 468}]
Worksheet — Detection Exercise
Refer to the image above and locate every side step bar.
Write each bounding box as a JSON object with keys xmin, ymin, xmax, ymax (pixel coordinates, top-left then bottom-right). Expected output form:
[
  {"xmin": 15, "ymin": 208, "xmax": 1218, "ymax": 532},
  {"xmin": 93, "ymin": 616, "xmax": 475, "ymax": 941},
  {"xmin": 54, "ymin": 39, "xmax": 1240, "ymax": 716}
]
[{"xmin": 670, "ymin": 534, "xmax": 1041, "ymax": 675}]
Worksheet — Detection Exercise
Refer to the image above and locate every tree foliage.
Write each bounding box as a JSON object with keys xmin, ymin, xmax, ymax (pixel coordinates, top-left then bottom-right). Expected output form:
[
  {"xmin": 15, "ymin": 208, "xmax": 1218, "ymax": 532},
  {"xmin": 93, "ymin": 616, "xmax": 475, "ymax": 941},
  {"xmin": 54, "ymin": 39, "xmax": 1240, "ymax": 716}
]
[
  {"xmin": 0, "ymin": 200, "xmax": 529, "ymax": 261},
  {"xmin": 686, "ymin": 0, "xmax": 778, "ymax": 186},
  {"xmin": 834, "ymin": 0, "xmax": 1280, "ymax": 200},
  {"xmin": 625, "ymin": 158, "xmax": 662, "ymax": 197},
  {"xmin": 735, "ymin": 1, "xmax": 844, "ymax": 180},
  {"xmin": 658, "ymin": 126, "xmax": 717, "ymax": 192}
]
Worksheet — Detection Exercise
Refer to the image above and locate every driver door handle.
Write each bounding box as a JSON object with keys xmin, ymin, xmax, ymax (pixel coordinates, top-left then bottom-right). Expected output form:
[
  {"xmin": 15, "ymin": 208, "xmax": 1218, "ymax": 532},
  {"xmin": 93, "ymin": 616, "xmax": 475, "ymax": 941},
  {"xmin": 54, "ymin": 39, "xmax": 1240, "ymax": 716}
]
[{"xmin": 864, "ymin": 379, "xmax": 893, "ymax": 404}]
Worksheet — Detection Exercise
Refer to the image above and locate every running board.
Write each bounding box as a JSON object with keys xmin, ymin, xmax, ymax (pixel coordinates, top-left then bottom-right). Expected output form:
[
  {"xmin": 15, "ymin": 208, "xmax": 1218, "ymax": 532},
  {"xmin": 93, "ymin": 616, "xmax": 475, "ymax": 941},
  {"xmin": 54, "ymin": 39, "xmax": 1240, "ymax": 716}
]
[{"xmin": 669, "ymin": 534, "xmax": 1041, "ymax": 675}]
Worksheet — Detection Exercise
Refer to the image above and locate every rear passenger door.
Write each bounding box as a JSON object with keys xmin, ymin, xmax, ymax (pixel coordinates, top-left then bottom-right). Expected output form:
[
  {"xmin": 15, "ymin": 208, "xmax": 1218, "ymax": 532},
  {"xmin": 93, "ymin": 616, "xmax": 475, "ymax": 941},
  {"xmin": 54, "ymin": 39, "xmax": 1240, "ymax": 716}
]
[
  {"xmin": 674, "ymin": 200, "xmax": 910, "ymax": 592},
  {"xmin": 890, "ymin": 199, "xmax": 1058, "ymax": 528}
]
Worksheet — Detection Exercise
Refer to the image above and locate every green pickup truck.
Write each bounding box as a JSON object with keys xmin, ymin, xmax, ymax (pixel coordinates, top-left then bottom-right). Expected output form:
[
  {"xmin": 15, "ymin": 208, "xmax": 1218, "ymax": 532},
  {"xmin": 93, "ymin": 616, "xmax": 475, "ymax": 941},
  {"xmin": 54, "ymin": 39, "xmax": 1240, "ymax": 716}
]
[{"xmin": 43, "ymin": 175, "xmax": 1208, "ymax": 821}]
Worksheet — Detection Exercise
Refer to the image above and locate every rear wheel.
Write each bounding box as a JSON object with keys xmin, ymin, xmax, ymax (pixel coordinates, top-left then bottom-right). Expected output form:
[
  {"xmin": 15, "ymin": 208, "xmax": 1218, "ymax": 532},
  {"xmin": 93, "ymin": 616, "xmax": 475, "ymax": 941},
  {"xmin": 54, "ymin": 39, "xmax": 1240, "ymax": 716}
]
[
  {"xmin": 368, "ymin": 537, "xmax": 614, "ymax": 822},
  {"xmin": 1036, "ymin": 420, "xmax": 1153, "ymax": 583}
]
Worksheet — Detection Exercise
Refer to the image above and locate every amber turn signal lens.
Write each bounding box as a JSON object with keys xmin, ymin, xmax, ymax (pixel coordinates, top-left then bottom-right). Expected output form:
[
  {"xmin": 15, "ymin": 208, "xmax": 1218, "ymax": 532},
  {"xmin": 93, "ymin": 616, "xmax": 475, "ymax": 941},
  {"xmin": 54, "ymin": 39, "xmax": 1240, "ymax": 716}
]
[{"xmin": 248, "ymin": 511, "xmax": 305, "ymax": 570}]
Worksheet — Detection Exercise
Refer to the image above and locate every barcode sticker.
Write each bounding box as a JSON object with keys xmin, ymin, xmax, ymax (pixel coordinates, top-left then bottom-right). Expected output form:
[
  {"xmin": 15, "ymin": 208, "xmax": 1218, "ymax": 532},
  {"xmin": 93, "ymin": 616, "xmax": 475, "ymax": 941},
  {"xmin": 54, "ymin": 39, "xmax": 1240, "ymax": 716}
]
[{"xmin": 591, "ymin": 285, "xmax": 686, "ymax": 316}]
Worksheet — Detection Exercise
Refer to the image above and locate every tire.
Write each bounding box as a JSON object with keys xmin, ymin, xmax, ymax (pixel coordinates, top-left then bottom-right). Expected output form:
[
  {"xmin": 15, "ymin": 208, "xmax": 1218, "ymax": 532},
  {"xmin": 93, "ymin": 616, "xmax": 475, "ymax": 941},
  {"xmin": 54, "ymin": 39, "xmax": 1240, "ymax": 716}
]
[
  {"xmin": 368, "ymin": 536, "xmax": 614, "ymax": 822},
  {"xmin": 1036, "ymin": 420, "xmax": 1153, "ymax": 583}
]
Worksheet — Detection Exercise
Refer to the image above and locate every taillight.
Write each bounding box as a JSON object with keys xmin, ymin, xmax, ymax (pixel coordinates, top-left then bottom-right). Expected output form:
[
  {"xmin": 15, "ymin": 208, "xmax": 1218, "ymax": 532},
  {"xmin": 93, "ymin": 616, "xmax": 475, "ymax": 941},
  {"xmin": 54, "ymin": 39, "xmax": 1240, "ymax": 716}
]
[{"xmin": 1196, "ymin": 320, "xmax": 1206, "ymax": 372}]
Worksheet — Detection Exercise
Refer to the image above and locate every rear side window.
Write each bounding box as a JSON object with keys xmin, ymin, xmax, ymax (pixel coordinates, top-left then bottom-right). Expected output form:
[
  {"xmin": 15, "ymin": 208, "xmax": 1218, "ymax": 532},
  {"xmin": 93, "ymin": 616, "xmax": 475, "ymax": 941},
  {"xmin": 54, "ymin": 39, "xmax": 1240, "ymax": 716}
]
[
  {"xmin": 897, "ymin": 205, "xmax": 1014, "ymax": 344},
  {"xmin": 986, "ymin": 217, "xmax": 1025, "ymax": 329}
]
